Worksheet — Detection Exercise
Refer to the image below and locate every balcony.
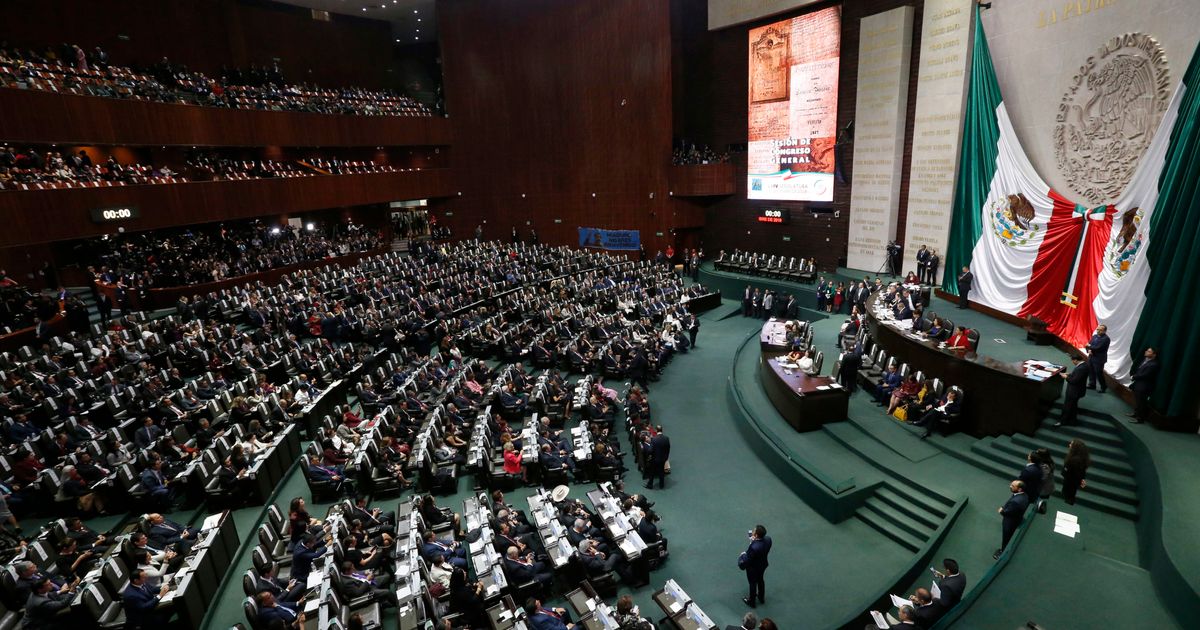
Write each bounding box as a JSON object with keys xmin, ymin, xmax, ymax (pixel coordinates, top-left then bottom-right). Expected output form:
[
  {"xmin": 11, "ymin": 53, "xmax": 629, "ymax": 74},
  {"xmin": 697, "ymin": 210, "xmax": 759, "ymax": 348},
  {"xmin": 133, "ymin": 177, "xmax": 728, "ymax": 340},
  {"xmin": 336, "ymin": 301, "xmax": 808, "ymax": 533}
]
[
  {"xmin": 0, "ymin": 169, "xmax": 455, "ymax": 246},
  {"xmin": 0, "ymin": 87, "xmax": 451, "ymax": 147}
]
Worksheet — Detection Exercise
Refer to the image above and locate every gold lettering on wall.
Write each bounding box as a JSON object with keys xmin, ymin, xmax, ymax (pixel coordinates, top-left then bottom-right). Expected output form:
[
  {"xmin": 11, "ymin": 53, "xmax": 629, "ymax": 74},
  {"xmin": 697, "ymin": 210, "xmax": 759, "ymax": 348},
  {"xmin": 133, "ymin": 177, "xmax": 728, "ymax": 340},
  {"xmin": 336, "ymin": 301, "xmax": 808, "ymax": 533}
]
[{"xmin": 1038, "ymin": 0, "xmax": 1117, "ymax": 29}]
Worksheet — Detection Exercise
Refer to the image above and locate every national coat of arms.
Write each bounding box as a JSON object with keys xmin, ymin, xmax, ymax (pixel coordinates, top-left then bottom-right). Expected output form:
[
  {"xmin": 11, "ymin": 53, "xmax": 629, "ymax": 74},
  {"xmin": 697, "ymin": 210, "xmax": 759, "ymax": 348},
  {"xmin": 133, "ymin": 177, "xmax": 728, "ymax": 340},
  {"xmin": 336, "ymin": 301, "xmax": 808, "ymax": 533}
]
[
  {"xmin": 1053, "ymin": 33, "xmax": 1171, "ymax": 206},
  {"xmin": 1104, "ymin": 206, "xmax": 1145, "ymax": 278},
  {"xmin": 988, "ymin": 193, "xmax": 1040, "ymax": 247}
]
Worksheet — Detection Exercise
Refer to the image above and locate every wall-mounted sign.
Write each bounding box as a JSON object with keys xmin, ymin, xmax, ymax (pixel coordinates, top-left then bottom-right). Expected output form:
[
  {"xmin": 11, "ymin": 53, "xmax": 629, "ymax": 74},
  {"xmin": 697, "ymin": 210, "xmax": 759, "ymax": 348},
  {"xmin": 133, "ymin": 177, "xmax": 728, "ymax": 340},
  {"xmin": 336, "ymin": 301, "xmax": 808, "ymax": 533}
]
[{"xmin": 90, "ymin": 206, "xmax": 140, "ymax": 223}]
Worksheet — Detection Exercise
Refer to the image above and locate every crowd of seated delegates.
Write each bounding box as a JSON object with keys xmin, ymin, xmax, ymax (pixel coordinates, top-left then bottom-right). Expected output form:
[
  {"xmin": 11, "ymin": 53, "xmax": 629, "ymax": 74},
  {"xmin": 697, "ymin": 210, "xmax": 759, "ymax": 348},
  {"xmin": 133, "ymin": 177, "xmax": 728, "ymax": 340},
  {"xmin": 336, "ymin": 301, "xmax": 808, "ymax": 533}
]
[
  {"xmin": 87, "ymin": 220, "xmax": 385, "ymax": 290},
  {"xmin": 0, "ymin": 275, "xmax": 74, "ymax": 336},
  {"xmin": 0, "ymin": 240, "xmax": 687, "ymax": 625},
  {"xmin": 671, "ymin": 144, "xmax": 730, "ymax": 165},
  {"xmin": 185, "ymin": 152, "xmax": 314, "ymax": 181},
  {"xmin": 0, "ymin": 43, "xmax": 433, "ymax": 116},
  {"xmin": 0, "ymin": 144, "xmax": 182, "ymax": 191},
  {"xmin": 867, "ymin": 557, "xmax": 966, "ymax": 629},
  {"xmin": 307, "ymin": 157, "xmax": 413, "ymax": 175}
]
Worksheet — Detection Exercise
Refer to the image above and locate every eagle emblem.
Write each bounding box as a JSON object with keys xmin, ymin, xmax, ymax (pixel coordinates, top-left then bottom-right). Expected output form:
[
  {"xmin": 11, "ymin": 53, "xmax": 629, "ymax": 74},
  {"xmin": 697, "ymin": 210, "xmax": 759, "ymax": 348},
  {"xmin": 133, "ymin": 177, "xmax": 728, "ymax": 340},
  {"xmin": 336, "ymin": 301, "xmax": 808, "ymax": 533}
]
[
  {"xmin": 1105, "ymin": 206, "xmax": 1144, "ymax": 278},
  {"xmin": 988, "ymin": 193, "xmax": 1040, "ymax": 247}
]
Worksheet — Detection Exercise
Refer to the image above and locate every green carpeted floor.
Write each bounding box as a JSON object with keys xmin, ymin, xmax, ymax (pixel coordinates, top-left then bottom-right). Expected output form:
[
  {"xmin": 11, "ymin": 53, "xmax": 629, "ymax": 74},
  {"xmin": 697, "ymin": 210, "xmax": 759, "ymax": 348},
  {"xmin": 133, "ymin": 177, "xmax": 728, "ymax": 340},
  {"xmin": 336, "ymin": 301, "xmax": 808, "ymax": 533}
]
[{"xmin": 187, "ymin": 279, "xmax": 1190, "ymax": 629}]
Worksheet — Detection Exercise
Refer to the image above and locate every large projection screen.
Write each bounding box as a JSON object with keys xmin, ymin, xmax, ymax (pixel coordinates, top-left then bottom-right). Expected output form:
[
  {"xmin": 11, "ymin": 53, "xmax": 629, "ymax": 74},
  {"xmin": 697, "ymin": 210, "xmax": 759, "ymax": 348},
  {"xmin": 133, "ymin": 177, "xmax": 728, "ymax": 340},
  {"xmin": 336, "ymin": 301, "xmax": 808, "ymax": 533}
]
[{"xmin": 747, "ymin": 6, "xmax": 841, "ymax": 201}]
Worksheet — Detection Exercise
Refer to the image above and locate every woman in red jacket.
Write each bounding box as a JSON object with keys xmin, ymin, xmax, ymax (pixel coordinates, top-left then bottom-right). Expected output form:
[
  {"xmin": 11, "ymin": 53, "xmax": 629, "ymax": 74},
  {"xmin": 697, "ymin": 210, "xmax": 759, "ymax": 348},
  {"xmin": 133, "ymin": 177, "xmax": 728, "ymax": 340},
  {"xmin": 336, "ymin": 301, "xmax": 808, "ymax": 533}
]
[
  {"xmin": 502, "ymin": 442, "xmax": 522, "ymax": 475},
  {"xmin": 947, "ymin": 326, "xmax": 971, "ymax": 350}
]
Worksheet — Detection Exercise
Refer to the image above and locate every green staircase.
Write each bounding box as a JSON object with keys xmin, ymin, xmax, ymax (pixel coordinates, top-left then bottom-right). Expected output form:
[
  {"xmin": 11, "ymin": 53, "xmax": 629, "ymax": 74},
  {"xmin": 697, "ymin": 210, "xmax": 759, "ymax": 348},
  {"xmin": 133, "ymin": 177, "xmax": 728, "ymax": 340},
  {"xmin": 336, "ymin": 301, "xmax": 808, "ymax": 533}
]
[{"xmin": 917, "ymin": 404, "xmax": 1139, "ymax": 521}]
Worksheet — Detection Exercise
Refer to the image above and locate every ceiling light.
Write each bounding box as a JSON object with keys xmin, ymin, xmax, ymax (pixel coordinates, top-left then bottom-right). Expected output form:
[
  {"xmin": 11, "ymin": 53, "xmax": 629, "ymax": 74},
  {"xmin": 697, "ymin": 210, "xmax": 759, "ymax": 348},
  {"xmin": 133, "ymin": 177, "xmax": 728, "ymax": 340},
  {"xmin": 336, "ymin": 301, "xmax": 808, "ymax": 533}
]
[{"xmin": 417, "ymin": 18, "xmax": 422, "ymax": 22}]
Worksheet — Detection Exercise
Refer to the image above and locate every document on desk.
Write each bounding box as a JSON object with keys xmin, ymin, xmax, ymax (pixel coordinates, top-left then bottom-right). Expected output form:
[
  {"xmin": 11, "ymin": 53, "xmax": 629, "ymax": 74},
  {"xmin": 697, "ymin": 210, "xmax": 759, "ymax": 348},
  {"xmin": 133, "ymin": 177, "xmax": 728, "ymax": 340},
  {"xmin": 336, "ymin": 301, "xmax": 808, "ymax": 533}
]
[
  {"xmin": 306, "ymin": 572, "xmax": 323, "ymax": 589},
  {"xmin": 396, "ymin": 584, "xmax": 413, "ymax": 600},
  {"xmin": 870, "ymin": 610, "xmax": 889, "ymax": 629},
  {"xmin": 668, "ymin": 601, "xmax": 683, "ymax": 614},
  {"xmin": 201, "ymin": 513, "xmax": 223, "ymax": 530}
]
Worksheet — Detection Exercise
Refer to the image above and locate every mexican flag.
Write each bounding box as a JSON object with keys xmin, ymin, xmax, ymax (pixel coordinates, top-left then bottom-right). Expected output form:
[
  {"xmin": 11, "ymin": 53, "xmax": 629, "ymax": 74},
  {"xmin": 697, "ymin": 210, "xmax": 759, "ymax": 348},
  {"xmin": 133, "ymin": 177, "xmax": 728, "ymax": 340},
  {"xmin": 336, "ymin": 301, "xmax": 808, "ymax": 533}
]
[{"xmin": 944, "ymin": 6, "xmax": 1200, "ymax": 417}]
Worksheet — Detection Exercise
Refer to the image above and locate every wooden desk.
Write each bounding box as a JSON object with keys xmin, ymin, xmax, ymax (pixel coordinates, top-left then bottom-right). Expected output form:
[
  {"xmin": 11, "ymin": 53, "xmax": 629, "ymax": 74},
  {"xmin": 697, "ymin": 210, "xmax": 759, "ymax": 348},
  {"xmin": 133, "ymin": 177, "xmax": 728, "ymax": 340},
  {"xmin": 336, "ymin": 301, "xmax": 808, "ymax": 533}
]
[
  {"xmin": 864, "ymin": 293, "xmax": 1062, "ymax": 437},
  {"xmin": 758, "ymin": 324, "xmax": 850, "ymax": 432}
]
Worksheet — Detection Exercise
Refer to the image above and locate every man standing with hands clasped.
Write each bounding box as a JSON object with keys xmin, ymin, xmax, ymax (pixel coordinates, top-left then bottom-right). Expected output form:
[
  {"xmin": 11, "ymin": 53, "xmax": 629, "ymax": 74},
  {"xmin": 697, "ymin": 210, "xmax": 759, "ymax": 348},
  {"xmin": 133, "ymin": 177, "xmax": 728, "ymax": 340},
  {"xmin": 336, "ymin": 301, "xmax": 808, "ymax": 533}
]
[
  {"xmin": 1085, "ymin": 324, "xmax": 1109, "ymax": 393},
  {"xmin": 738, "ymin": 524, "xmax": 772, "ymax": 607}
]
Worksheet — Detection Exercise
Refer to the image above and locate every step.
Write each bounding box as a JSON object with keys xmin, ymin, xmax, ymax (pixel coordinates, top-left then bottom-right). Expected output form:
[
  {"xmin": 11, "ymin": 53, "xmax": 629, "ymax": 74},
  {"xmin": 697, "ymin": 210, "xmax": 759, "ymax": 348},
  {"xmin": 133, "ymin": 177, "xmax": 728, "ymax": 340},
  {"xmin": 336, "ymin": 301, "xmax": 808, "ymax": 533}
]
[
  {"xmin": 987, "ymin": 440, "xmax": 1136, "ymax": 494},
  {"xmin": 874, "ymin": 485, "xmax": 944, "ymax": 530},
  {"xmin": 1015, "ymin": 431, "xmax": 1129, "ymax": 470},
  {"xmin": 855, "ymin": 509, "xmax": 924, "ymax": 553},
  {"xmin": 1008, "ymin": 434, "xmax": 1133, "ymax": 476},
  {"xmin": 1047, "ymin": 404, "xmax": 1120, "ymax": 430},
  {"xmin": 1038, "ymin": 422, "xmax": 1125, "ymax": 450},
  {"xmin": 860, "ymin": 495, "xmax": 935, "ymax": 542}
]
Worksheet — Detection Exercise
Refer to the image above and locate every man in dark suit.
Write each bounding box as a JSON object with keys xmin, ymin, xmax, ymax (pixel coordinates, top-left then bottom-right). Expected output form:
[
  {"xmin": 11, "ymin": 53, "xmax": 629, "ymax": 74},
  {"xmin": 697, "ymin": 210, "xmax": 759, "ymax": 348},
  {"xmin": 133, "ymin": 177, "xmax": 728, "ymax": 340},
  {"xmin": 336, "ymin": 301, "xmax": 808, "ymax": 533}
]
[
  {"xmin": 289, "ymin": 535, "xmax": 326, "ymax": 582},
  {"xmin": 422, "ymin": 530, "xmax": 467, "ymax": 568},
  {"xmin": 956, "ymin": 266, "xmax": 973, "ymax": 309},
  {"xmin": 627, "ymin": 350, "xmax": 650, "ymax": 392},
  {"xmin": 503, "ymin": 546, "xmax": 553, "ymax": 588},
  {"xmin": 994, "ymin": 480, "xmax": 1030, "ymax": 559},
  {"xmin": 337, "ymin": 561, "xmax": 396, "ymax": 607},
  {"xmin": 1054, "ymin": 356, "xmax": 1090, "ymax": 427},
  {"xmin": 1017, "ymin": 452, "xmax": 1043, "ymax": 510},
  {"xmin": 525, "ymin": 598, "xmax": 572, "ymax": 630},
  {"xmin": 725, "ymin": 612, "xmax": 757, "ymax": 630},
  {"xmin": 122, "ymin": 570, "xmax": 171, "ymax": 629},
  {"xmin": 932, "ymin": 558, "xmax": 965, "ymax": 610},
  {"xmin": 740, "ymin": 524, "xmax": 772, "ymax": 607},
  {"xmin": 642, "ymin": 426, "xmax": 670, "ymax": 490},
  {"xmin": 838, "ymin": 345, "xmax": 863, "ymax": 392},
  {"xmin": 1128, "ymin": 347, "xmax": 1159, "ymax": 423},
  {"xmin": 909, "ymin": 587, "xmax": 946, "ymax": 628},
  {"xmin": 1085, "ymin": 325, "xmax": 1110, "ymax": 393},
  {"xmin": 916, "ymin": 245, "xmax": 930, "ymax": 284},
  {"xmin": 252, "ymin": 562, "xmax": 304, "ymax": 603},
  {"xmin": 256, "ymin": 591, "xmax": 302, "ymax": 628},
  {"xmin": 22, "ymin": 577, "xmax": 74, "ymax": 630},
  {"xmin": 147, "ymin": 513, "xmax": 199, "ymax": 554}
]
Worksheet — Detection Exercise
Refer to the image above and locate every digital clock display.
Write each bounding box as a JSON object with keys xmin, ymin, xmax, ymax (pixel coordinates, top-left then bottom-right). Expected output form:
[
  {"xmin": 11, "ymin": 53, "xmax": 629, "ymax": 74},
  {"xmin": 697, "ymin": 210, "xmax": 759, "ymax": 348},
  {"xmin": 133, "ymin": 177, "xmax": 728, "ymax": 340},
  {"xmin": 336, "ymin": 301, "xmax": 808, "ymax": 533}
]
[
  {"xmin": 756, "ymin": 208, "xmax": 790, "ymax": 224},
  {"xmin": 90, "ymin": 206, "xmax": 140, "ymax": 223}
]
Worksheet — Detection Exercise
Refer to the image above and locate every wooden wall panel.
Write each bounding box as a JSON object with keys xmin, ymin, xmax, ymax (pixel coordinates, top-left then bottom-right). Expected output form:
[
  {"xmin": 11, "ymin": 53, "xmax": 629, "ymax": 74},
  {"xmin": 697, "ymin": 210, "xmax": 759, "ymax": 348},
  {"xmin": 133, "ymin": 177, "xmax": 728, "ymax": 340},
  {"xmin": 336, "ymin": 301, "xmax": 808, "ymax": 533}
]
[
  {"xmin": 435, "ymin": 0, "xmax": 678, "ymax": 251},
  {"xmin": 0, "ymin": 0, "xmax": 397, "ymax": 90},
  {"xmin": 0, "ymin": 170, "xmax": 455, "ymax": 246},
  {"xmin": 667, "ymin": 164, "xmax": 737, "ymax": 197},
  {"xmin": 0, "ymin": 88, "xmax": 451, "ymax": 147}
]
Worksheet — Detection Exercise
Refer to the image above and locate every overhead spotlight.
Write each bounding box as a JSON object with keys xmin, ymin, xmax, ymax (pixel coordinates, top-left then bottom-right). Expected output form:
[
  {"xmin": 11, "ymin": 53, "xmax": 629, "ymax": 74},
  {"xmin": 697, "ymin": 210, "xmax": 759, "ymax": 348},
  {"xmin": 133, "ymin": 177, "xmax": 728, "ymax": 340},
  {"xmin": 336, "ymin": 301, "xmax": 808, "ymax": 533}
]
[
  {"xmin": 417, "ymin": 18, "xmax": 422, "ymax": 22},
  {"xmin": 306, "ymin": 223, "xmax": 315, "ymax": 231},
  {"xmin": 270, "ymin": 227, "xmax": 281, "ymax": 235}
]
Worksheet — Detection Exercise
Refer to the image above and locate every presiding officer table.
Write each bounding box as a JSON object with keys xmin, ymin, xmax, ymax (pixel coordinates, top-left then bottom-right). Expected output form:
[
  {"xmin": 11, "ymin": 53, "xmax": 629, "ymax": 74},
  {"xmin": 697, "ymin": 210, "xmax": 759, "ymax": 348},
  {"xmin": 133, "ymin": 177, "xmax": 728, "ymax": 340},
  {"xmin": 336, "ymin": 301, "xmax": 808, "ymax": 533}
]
[
  {"xmin": 758, "ymin": 320, "xmax": 850, "ymax": 432},
  {"xmin": 864, "ymin": 291, "xmax": 1063, "ymax": 437}
]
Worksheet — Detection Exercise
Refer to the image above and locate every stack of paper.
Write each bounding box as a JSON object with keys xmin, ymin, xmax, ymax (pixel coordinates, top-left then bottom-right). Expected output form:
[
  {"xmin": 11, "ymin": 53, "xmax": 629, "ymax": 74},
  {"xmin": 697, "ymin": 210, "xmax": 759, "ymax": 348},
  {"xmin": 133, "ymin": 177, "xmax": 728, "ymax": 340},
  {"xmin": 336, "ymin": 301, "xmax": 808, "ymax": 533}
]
[{"xmin": 1054, "ymin": 511, "xmax": 1081, "ymax": 538}]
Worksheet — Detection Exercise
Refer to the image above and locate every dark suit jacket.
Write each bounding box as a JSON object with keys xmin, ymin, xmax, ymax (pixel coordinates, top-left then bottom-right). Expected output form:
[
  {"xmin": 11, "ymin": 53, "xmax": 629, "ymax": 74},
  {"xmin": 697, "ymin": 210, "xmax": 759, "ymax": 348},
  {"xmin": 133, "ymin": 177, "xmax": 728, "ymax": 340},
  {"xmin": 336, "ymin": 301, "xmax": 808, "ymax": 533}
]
[
  {"xmin": 503, "ymin": 557, "xmax": 540, "ymax": 583},
  {"xmin": 528, "ymin": 611, "xmax": 570, "ymax": 630},
  {"xmin": 743, "ymin": 536, "xmax": 772, "ymax": 576},
  {"xmin": 121, "ymin": 584, "xmax": 163, "ymax": 628},
  {"xmin": 1018, "ymin": 463, "xmax": 1043, "ymax": 499},
  {"xmin": 936, "ymin": 573, "xmax": 966, "ymax": 608},
  {"xmin": 290, "ymin": 544, "xmax": 326, "ymax": 580},
  {"xmin": 648, "ymin": 434, "xmax": 670, "ymax": 466},
  {"xmin": 1130, "ymin": 358, "xmax": 1159, "ymax": 396},
  {"xmin": 911, "ymin": 601, "xmax": 947, "ymax": 628},
  {"xmin": 1086, "ymin": 334, "xmax": 1109, "ymax": 364},
  {"xmin": 1000, "ymin": 493, "xmax": 1030, "ymax": 531},
  {"xmin": 1065, "ymin": 362, "xmax": 1090, "ymax": 398},
  {"xmin": 257, "ymin": 601, "xmax": 300, "ymax": 626}
]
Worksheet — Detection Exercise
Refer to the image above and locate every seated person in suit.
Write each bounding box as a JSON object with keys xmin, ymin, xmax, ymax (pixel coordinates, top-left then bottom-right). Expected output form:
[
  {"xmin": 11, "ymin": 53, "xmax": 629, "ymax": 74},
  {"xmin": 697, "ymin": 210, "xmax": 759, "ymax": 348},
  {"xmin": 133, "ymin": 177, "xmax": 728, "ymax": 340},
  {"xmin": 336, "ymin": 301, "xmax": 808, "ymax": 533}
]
[
  {"xmin": 22, "ymin": 576, "xmax": 75, "ymax": 630},
  {"xmin": 932, "ymin": 558, "xmax": 966, "ymax": 609},
  {"xmin": 290, "ymin": 535, "xmax": 328, "ymax": 582},
  {"xmin": 886, "ymin": 374, "xmax": 921, "ymax": 415},
  {"xmin": 122, "ymin": 569, "xmax": 171, "ymax": 629},
  {"xmin": 306, "ymin": 454, "xmax": 356, "ymax": 497},
  {"xmin": 138, "ymin": 458, "xmax": 176, "ymax": 510},
  {"xmin": 925, "ymin": 318, "xmax": 946, "ymax": 340},
  {"xmin": 913, "ymin": 389, "xmax": 962, "ymax": 438},
  {"xmin": 256, "ymin": 590, "xmax": 304, "ymax": 628},
  {"xmin": 421, "ymin": 530, "xmax": 467, "ymax": 568},
  {"xmin": 503, "ymin": 545, "xmax": 553, "ymax": 588},
  {"xmin": 874, "ymin": 364, "xmax": 902, "ymax": 405},
  {"xmin": 907, "ymin": 587, "xmax": 946, "ymax": 628},
  {"xmin": 147, "ymin": 512, "xmax": 199, "ymax": 554},
  {"xmin": 525, "ymin": 597, "xmax": 574, "ymax": 630},
  {"xmin": 337, "ymin": 561, "xmax": 397, "ymax": 607},
  {"xmin": 725, "ymin": 612, "xmax": 757, "ymax": 630},
  {"xmin": 449, "ymin": 568, "xmax": 490, "ymax": 629},
  {"xmin": 252, "ymin": 562, "xmax": 305, "ymax": 603},
  {"xmin": 577, "ymin": 538, "xmax": 630, "ymax": 582}
]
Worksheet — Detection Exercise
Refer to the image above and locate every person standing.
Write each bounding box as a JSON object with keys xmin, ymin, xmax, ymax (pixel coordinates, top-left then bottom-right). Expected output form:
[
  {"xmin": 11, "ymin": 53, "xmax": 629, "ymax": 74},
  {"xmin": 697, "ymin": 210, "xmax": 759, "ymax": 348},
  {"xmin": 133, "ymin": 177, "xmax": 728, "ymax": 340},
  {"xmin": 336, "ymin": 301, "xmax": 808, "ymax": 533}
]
[
  {"xmin": 994, "ymin": 480, "xmax": 1030, "ymax": 560},
  {"xmin": 916, "ymin": 245, "xmax": 929, "ymax": 284},
  {"xmin": 743, "ymin": 286, "xmax": 753, "ymax": 317},
  {"xmin": 928, "ymin": 249, "xmax": 940, "ymax": 286},
  {"xmin": 1085, "ymin": 325, "xmax": 1109, "ymax": 393},
  {"xmin": 739, "ymin": 525, "xmax": 772, "ymax": 607},
  {"xmin": 1017, "ymin": 452, "xmax": 1043, "ymax": 512},
  {"xmin": 1034, "ymin": 448, "xmax": 1055, "ymax": 514},
  {"xmin": 956, "ymin": 266, "xmax": 973, "ymax": 309},
  {"xmin": 1054, "ymin": 356, "xmax": 1090, "ymax": 428},
  {"xmin": 1128, "ymin": 347, "xmax": 1159, "ymax": 423},
  {"xmin": 642, "ymin": 426, "xmax": 670, "ymax": 490},
  {"xmin": 1061, "ymin": 440, "xmax": 1091, "ymax": 505},
  {"xmin": 687, "ymin": 314, "xmax": 700, "ymax": 349}
]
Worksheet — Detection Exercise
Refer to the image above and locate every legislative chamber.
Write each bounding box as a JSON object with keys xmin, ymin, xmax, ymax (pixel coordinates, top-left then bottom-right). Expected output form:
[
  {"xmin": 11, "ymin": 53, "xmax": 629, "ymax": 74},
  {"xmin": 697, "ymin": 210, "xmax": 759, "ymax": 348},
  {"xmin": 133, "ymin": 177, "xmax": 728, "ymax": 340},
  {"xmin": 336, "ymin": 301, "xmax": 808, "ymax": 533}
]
[{"xmin": 0, "ymin": 1, "xmax": 1198, "ymax": 630}]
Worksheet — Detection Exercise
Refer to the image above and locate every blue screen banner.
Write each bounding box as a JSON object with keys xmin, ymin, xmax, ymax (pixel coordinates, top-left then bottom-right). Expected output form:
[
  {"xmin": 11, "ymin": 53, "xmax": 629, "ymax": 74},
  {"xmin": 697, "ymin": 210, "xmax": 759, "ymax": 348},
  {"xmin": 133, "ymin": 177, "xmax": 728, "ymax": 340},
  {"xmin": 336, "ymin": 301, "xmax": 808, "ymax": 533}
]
[{"xmin": 578, "ymin": 227, "xmax": 640, "ymax": 251}]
